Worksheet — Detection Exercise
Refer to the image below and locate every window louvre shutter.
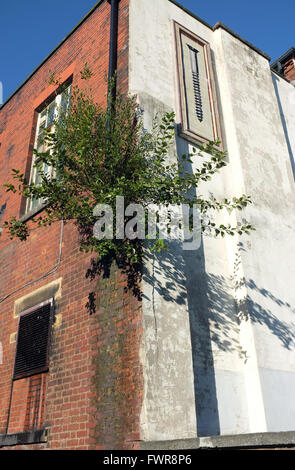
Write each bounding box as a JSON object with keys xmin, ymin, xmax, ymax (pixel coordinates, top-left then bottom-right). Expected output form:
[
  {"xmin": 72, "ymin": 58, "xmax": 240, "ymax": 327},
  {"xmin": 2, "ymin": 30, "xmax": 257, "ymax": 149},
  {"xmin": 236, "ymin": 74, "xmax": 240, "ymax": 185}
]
[
  {"xmin": 13, "ymin": 303, "xmax": 52, "ymax": 380},
  {"xmin": 188, "ymin": 45, "xmax": 203, "ymax": 122}
]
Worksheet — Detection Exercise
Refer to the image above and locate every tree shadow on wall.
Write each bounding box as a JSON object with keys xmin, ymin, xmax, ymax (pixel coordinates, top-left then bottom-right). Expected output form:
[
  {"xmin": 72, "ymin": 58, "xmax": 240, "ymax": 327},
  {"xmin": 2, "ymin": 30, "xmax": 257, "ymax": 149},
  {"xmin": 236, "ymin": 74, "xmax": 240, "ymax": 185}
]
[
  {"xmin": 79, "ymin": 218, "xmax": 143, "ymax": 316},
  {"xmin": 142, "ymin": 233, "xmax": 295, "ymax": 436},
  {"xmin": 142, "ymin": 135, "xmax": 295, "ymax": 437},
  {"xmin": 238, "ymin": 281, "xmax": 295, "ymax": 352},
  {"xmin": 82, "ymin": 130, "xmax": 295, "ymax": 437},
  {"xmin": 84, "ymin": 249, "xmax": 143, "ymax": 316}
]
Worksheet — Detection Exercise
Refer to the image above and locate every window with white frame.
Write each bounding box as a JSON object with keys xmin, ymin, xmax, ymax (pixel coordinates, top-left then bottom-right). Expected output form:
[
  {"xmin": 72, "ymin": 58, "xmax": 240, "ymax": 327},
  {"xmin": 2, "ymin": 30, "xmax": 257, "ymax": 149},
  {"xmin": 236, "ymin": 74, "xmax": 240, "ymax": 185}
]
[{"xmin": 27, "ymin": 84, "xmax": 71, "ymax": 213}]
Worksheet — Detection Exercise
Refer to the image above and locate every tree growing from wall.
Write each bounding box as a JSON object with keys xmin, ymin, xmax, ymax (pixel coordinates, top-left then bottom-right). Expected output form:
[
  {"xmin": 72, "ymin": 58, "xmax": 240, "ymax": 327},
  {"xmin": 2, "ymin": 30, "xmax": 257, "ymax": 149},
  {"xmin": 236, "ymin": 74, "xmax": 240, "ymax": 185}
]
[{"xmin": 2, "ymin": 68, "xmax": 254, "ymax": 297}]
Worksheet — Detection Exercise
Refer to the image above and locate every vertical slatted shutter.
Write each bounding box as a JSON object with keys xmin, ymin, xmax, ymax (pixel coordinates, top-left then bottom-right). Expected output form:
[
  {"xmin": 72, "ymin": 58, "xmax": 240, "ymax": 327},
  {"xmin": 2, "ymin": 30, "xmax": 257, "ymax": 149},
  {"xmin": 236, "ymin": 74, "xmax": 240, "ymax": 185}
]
[
  {"xmin": 188, "ymin": 45, "xmax": 203, "ymax": 122},
  {"xmin": 13, "ymin": 303, "xmax": 52, "ymax": 380}
]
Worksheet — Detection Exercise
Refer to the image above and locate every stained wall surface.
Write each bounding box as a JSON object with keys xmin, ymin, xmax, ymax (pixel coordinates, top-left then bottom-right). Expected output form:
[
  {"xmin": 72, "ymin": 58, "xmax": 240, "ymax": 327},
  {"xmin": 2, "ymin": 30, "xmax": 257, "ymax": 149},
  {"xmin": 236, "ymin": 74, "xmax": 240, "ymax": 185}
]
[{"xmin": 129, "ymin": 0, "xmax": 295, "ymax": 439}]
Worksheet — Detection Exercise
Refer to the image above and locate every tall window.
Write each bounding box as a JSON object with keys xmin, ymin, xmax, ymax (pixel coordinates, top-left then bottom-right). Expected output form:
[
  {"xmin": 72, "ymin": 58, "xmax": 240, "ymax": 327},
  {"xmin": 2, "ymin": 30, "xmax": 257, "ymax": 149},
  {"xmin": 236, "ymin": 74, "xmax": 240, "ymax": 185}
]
[
  {"xmin": 27, "ymin": 84, "xmax": 71, "ymax": 213},
  {"xmin": 174, "ymin": 23, "xmax": 222, "ymax": 147}
]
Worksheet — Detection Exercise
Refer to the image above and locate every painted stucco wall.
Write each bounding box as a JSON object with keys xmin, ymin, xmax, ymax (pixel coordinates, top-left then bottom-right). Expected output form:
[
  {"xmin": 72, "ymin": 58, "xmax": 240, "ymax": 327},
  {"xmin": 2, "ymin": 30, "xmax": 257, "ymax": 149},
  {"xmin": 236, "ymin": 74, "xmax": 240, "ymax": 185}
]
[
  {"xmin": 129, "ymin": 0, "xmax": 248, "ymax": 439},
  {"xmin": 129, "ymin": 0, "xmax": 295, "ymax": 440},
  {"xmin": 213, "ymin": 28, "xmax": 295, "ymax": 432},
  {"xmin": 272, "ymin": 72, "xmax": 295, "ymax": 187}
]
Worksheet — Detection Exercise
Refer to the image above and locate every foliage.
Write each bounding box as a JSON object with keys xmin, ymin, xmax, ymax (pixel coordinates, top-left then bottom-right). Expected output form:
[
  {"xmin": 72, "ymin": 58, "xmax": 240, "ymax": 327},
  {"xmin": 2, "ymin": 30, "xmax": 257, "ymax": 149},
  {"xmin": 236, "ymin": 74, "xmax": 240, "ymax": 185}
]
[{"xmin": 2, "ymin": 70, "xmax": 254, "ymax": 267}]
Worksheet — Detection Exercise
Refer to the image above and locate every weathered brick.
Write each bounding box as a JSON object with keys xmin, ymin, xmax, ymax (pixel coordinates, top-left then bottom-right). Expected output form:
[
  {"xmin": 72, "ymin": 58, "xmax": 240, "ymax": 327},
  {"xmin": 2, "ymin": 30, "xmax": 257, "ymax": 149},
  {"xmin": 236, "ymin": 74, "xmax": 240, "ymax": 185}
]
[{"xmin": 0, "ymin": 0, "xmax": 143, "ymax": 451}]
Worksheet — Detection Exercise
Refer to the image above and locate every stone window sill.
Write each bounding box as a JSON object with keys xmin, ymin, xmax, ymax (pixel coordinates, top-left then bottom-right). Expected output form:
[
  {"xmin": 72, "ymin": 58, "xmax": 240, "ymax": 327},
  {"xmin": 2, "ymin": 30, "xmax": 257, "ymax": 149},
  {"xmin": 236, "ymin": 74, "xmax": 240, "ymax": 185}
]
[
  {"xmin": 19, "ymin": 202, "xmax": 48, "ymax": 223},
  {"xmin": 0, "ymin": 429, "xmax": 47, "ymax": 448}
]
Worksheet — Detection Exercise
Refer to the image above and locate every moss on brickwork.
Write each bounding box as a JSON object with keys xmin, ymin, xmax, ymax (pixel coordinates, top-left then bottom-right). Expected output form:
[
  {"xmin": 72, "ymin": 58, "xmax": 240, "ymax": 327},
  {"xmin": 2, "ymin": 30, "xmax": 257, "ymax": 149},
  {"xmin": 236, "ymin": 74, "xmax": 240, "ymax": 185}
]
[{"xmin": 91, "ymin": 262, "xmax": 143, "ymax": 450}]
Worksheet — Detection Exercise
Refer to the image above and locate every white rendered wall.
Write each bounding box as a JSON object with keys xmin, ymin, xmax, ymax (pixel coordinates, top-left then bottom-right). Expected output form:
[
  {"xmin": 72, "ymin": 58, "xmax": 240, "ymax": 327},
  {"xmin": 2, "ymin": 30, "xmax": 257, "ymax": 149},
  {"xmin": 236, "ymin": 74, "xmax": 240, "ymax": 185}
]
[
  {"xmin": 213, "ymin": 27, "xmax": 295, "ymax": 432},
  {"xmin": 129, "ymin": 0, "xmax": 295, "ymax": 439}
]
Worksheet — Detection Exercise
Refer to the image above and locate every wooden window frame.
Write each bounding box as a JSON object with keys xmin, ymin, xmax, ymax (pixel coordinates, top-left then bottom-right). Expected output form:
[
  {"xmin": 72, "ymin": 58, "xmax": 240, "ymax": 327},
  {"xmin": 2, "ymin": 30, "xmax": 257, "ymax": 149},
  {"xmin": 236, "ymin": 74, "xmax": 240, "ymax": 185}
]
[
  {"xmin": 174, "ymin": 22, "xmax": 222, "ymax": 148},
  {"xmin": 26, "ymin": 82, "xmax": 72, "ymax": 214}
]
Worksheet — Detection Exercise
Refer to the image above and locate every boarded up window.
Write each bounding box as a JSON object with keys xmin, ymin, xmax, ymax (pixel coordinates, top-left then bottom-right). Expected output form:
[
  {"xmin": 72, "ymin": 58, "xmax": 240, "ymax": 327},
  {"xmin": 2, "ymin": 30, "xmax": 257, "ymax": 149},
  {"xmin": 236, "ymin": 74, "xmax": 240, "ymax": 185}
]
[{"xmin": 13, "ymin": 302, "xmax": 52, "ymax": 380}]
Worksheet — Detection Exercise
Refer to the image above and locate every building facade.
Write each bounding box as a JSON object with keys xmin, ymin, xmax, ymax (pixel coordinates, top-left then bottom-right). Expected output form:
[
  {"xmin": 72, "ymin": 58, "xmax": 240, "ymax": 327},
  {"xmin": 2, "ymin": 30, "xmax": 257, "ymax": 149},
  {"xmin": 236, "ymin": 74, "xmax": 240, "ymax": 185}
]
[{"xmin": 1, "ymin": 0, "xmax": 295, "ymax": 450}]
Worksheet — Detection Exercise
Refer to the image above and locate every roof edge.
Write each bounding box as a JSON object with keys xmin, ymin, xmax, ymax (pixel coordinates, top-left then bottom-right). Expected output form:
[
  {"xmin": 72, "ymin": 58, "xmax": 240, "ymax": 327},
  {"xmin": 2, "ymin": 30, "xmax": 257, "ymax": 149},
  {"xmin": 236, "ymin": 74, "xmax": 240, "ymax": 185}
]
[
  {"xmin": 0, "ymin": 0, "xmax": 278, "ymax": 114},
  {"xmin": 213, "ymin": 22, "xmax": 271, "ymax": 61},
  {"xmin": 168, "ymin": 2, "xmax": 271, "ymax": 61},
  {"xmin": 168, "ymin": 0, "xmax": 213, "ymax": 31},
  {"xmin": 0, "ymin": 0, "xmax": 105, "ymax": 112}
]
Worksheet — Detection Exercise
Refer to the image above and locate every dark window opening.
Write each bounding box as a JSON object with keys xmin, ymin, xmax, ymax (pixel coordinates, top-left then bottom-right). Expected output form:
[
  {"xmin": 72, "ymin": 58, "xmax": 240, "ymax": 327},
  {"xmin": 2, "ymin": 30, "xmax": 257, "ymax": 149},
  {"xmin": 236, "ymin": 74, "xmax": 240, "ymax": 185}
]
[{"xmin": 13, "ymin": 302, "xmax": 53, "ymax": 380}]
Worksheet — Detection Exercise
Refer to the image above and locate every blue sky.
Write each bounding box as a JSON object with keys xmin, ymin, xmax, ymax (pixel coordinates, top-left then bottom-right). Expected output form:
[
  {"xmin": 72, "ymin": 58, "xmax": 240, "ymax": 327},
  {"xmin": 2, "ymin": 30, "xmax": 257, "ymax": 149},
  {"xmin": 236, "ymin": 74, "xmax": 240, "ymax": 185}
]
[{"xmin": 0, "ymin": 0, "xmax": 294, "ymax": 103}]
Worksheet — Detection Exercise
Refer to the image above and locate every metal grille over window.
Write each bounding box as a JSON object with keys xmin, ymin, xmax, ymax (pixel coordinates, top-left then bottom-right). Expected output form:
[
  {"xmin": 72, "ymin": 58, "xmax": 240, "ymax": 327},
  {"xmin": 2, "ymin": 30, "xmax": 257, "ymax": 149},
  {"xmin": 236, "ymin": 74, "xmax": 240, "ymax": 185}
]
[
  {"xmin": 13, "ymin": 303, "xmax": 52, "ymax": 380},
  {"xmin": 188, "ymin": 45, "xmax": 203, "ymax": 122}
]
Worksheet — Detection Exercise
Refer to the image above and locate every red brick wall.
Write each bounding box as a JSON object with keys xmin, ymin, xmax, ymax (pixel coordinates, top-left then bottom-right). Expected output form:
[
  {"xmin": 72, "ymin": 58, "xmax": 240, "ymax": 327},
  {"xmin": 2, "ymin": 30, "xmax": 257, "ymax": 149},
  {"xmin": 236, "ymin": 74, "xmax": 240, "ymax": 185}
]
[
  {"xmin": 283, "ymin": 58, "xmax": 295, "ymax": 82},
  {"xmin": 89, "ymin": 264, "xmax": 143, "ymax": 450},
  {"xmin": 0, "ymin": 0, "xmax": 143, "ymax": 450},
  {"xmin": 7, "ymin": 373, "xmax": 47, "ymax": 435}
]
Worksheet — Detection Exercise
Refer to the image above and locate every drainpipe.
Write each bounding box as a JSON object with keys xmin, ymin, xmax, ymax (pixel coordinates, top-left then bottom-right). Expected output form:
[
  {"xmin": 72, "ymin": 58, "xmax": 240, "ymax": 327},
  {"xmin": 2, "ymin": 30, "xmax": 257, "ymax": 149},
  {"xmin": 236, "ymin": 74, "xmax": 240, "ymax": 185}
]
[{"xmin": 107, "ymin": 0, "xmax": 120, "ymax": 108}]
